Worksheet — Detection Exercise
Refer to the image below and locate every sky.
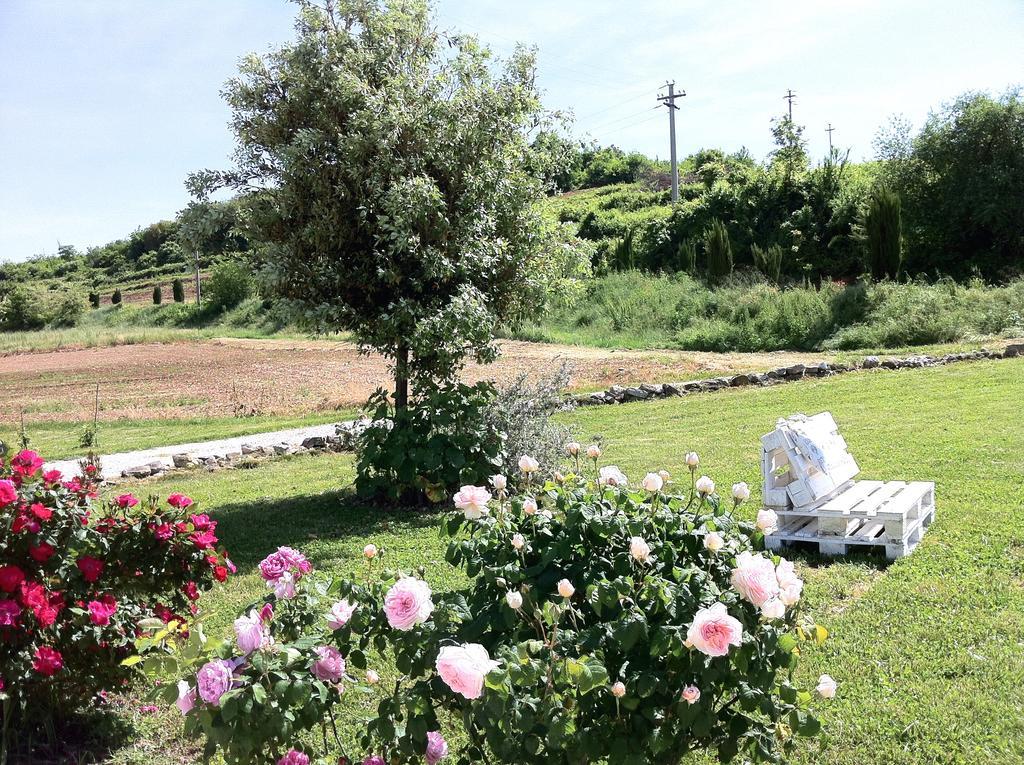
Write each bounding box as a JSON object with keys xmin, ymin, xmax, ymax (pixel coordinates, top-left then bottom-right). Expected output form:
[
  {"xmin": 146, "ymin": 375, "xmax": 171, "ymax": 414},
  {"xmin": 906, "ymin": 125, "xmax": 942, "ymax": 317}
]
[{"xmin": 1, "ymin": 0, "xmax": 1021, "ymax": 263}]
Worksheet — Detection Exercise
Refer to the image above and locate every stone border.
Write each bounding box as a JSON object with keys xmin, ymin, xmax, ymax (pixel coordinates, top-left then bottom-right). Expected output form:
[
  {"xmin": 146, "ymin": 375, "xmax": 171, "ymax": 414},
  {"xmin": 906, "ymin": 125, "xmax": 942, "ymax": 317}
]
[{"xmin": 572, "ymin": 344, "xmax": 1022, "ymax": 406}]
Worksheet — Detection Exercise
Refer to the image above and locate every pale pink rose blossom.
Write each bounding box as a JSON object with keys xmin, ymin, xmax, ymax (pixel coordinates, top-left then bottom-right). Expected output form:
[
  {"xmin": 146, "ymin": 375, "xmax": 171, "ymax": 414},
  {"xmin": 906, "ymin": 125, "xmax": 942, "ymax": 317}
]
[
  {"xmin": 704, "ymin": 532, "xmax": 724, "ymax": 552},
  {"xmin": 761, "ymin": 598, "xmax": 786, "ymax": 620},
  {"xmin": 641, "ymin": 472, "xmax": 664, "ymax": 492},
  {"xmin": 730, "ymin": 551, "xmax": 781, "ymax": 608},
  {"xmin": 365, "ymin": 669, "xmax": 380, "ymax": 684},
  {"xmin": 426, "ymin": 731, "xmax": 448, "ymax": 765},
  {"xmin": 732, "ymin": 482, "xmax": 751, "ymax": 502},
  {"xmin": 518, "ymin": 455, "xmax": 539, "ymax": 473},
  {"xmin": 565, "ymin": 442, "xmax": 581, "ymax": 456},
  {"xmin": 234, "ymin": 610, "xmax": 266, "ymax": 654},
  {"xmin": 505, "ymin": 591, "xmax": 523, "ymax": 609},
  {"xmin": 629, "ymin": 536, "xmax": 651, "ymax": 563},
  {"xmin": 175, "ymin": 680, "xmax": 196, "ymax": 714},
  {"xmin": 658, "ymin": 469, "xmax": 671, "ymax": 482},
  {"xmin": 686, "ymin": 603, "xmax": 743, "ymax": 657},
  {"xmin": 326, "ymin": 599, "xmax": 358, "ymax": 630},
  {"xmin": 490, "ymin": 474, "xmax": 507, "ymax": 491},
  {"xmin": 685, "ymin": 452, "xmax": 700, "ymax": 468},
  {"xmin": 272, "ymin": 571, "xmax": 297, "ymax": 599},
  {"xmin": 511, "ymin": 533, "xmax": 525, "ymax": 550},
  {"xmin": 756, "ymin": 508, "xmax": 779, "ymax": 533},
  {"xmin": 816, "ymin": 674, "xmax": 837, "ymax": 698},
  {"xmin": 363, "ymin": 544, "xmax": 378, "ymax": 559},
  {"xmin": 453, "ymin": 485, "xmax": 492, "ymax": 519},
  {"xmin": 522, "ymin": 497, "xmax": 538, "ymax": 515},
  {"xmin": 311, "ymin": 645, "xmax": 346, "ymax": 683},
  {"xmin": 586, "ymin": 444, "xmax": 602, "ymax": 460},
  {"xmin": 611, "ymin": 681, "xmax": 626, "ymax": 698},
  {"xmin": 695, "ymin": 475, "xmax": 715, "ymax": 495},
  {"xmin": 436, "ymin": 643, "xmax": 499, "ymax": 699},
  {"xmin": 598, "ymin": 466, "xmax": 628, "ymax": 487},
  {"xmin": 776, "ymin": 558, "xmax": 804, "ymax": 605},
  {"xmin": 557, "ymin": 579, "xmax": 575, "ymax": 598},
  {"xmin": 682, "ymin": 685, "xmax": 701, "ymax": 704},
  {"xmin": 384, "ymin": 577, "xmax": 434, "ymax": 631}
]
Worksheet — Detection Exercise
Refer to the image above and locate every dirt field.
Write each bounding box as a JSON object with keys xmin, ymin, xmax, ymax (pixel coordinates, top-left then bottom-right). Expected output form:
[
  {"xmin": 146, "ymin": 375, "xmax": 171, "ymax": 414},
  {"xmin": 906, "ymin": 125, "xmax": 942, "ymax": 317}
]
[{"xmin": 0, "ymin": 336, "xmax": 829, "ymax": 424}]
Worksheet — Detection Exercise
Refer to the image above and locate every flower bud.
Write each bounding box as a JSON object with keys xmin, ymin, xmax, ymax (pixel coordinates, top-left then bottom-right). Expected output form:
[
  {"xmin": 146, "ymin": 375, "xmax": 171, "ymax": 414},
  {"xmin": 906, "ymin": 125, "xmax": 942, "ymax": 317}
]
[
  {"xmin": 611, "ymin": 681, "xmax": 626, "ymax": 698},
  {"xmin": 732, "ymin": 482, "xmax": 750, "ymax": 502},
  {"xmin": 565, "ymin": 442, "xmax": 581, "ymax": 456},
  {"xmin": 511, "ymin": 533, "xmax": 525, "ymax": 550},
  {"xmin": 518, "ymin": 455, "xmax": 539, "ymax": 473},
  {"xmin": 557, "ymin": 579, "xmax": 575, "ymax": 599},
  {"xmin": 365, "ymin": 669, "xmax": 380, "ymax": 685},
  {"xmin": 505, "ymin": 591, "xmax": 523, "ymax": 610},
  {"xmin": 586, "ymin": 444, "xmax": 602, "ymax": 460},
  {"xmin": 641, "ymin": 472, "xmax": 664, "ymax": 492},
  {"xmin": 682, "ymin": 685, "xmax": 700, "ymax": 704},
  {"xmin": 629, "ymin": 536, "xmax": 651, "ymax": 563},
  {"xmin": 704, "ymin": 532, "xmax": 724, "ymax": 552},
  {"xmin": 522, "ymin": 497, "xmax": 537, "ymax": 516},
  {"xmin": 816, "ymin": 674, "xmax": 837, "ymax": 699},
  {"xmin": 695, "ymin": 475, "xmax": 715, "ymax": 495},
  {"xmin": 685, "ymin": 452, "xmax": 700, "ymax": 468},
  {"xmin": 658, "ymin": 469, "xmax": 671, "ymax": 483},
  {"xmin": 363, "ymin": 544, "xmax": 378, "ymax": 559},
  {"xmin": 490, "ymin": 474, "xmax": 507, "ymax": 491}
]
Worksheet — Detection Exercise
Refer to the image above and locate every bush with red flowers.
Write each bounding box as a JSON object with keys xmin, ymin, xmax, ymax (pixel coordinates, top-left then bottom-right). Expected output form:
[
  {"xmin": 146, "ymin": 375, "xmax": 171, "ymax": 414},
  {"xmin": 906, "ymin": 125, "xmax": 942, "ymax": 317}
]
[{"xmin": 0, "ymin": 447, "xmax": 233, "ymax": 755}]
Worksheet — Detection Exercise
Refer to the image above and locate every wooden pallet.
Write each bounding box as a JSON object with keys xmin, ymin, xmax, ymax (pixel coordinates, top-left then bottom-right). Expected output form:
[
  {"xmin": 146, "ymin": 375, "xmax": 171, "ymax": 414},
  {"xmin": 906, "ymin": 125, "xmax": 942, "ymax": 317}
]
[
  {"xmin": 762, "ymin": 412, "xmax": 860, "ymax": 510},
  {"xmin": 765, "ymin": 480, "xmax": 936, "ymax": 559}
]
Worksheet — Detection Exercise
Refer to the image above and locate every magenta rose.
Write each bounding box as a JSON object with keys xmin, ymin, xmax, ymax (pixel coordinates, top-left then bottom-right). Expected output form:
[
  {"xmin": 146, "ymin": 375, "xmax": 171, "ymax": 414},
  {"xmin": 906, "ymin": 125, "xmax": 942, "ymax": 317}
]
[
  {"xmin": 87, "ymin": 595, "xmax": 118, "ymax": 626},
  {"xmin": 311, "ymin": 645, "xmax": 346, "ymax": 683},
  {"xmin": 277, "ymin": 750, "xmax": 309, "ymax": 765},
  {"xmin": 0, "ymin": 480, "xmax": 16, "ymax": 508},
  {"xmin": 426, "ymin": 730, "xmax": 449, "ymax": 765},
  {"xmin": 384, "ymin": 577, "xmax": 434, "ymax": 631},
  {"xmin": 0, "ymin": 599, "xmax": 21, "ymax": 627},
  {"xmin": 234, "ymin": 610, "xmax": 266, "ymax": 654},
  {"xmin": 435, "ymin": 643, "xmax": 499, "ymax": 700},
  {"xmin": 686, "ymin": 603, "xmax": 743, "ymax": 657},
  {"xmin": 196, "ymin": 658, "xmax": 235, "ymax": 705}
]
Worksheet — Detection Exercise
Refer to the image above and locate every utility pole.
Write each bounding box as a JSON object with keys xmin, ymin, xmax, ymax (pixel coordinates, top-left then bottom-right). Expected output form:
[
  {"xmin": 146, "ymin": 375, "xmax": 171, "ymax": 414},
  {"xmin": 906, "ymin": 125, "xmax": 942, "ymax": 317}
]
[
  {"xmin": 194, "ymin": 248, "xmax": 202, "ymax": 305},
  {"xmin": 658, "ymin": 82, "xmax": 686, "ymax": 202},
  {"xmin": 826, "ymin": 122, "xmax": 835, "ymax": 152},
  {"xmin": 784, "ymin": 89, "xmax": 797, "ymax": 121}
]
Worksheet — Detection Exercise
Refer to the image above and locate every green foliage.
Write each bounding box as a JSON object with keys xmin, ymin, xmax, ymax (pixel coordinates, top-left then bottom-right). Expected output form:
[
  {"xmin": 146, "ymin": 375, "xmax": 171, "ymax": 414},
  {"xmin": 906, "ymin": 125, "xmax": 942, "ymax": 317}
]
[
  {"xmin": 356, "ymin": 382, "xmax": 502, "ymax": 503},
  {"xmin": 47, "ymin": 289, "xmax": 87, "ymax": 327},
  {"xmin": 752, "ymin": 244, "xmax": 785, "ymax": 283},
  {"xmin": 190, "ymin": 0, "xmax": 549, "ymax": 409},
  {"xmin": 172, "ymin": 278, "xmax": 185, "ymax": 303},
  {"xmin": 877, "ymin": 88, "xmax": 1024, "ymax": 278},
  {"xmin": 677, "ymin": 238, "xmax": 698, "ymax": 274},
  {"xmin": 859, "ymin": 187, "xmax": 903, "ymax": 279},
  {"xmin": 0, "ymin": 284, "xmax": 48, "ymax": 330},
  {"xmin": 205, "ymin": 258, "xmax": 253, "ymax": 311},
  {"xmin": 111, "ymin": 288, "xmax": 122, "ymax": 305},
  {"xmin": 88, "ymin": 291, "xmax": 100, "ymax": 308},
  {"xmin": 704, "ymin": 219, "xmax": 734, "ymax": 282},
  {"xmin": 152, "ymin": 285, "xmax": 162, "ymax": 305}
]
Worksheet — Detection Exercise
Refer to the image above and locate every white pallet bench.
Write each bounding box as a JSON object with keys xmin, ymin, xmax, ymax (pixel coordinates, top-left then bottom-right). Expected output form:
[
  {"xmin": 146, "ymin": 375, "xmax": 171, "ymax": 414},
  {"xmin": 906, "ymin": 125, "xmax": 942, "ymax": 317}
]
[{"xmin": 762, "ymin": 414, "xmax": 936, "ymax": 560}]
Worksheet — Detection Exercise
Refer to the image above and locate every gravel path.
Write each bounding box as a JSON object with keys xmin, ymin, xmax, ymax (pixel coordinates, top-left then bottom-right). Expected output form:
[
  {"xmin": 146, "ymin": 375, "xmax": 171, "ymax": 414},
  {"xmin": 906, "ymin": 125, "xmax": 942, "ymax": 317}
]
[{"xmin": 44, "ymin": 421, "xmax": 348, "ymax": 482}]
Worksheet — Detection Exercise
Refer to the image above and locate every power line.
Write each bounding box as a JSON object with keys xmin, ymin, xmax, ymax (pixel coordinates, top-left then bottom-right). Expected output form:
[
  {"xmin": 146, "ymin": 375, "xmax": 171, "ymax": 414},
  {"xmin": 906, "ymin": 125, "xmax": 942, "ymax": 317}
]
[
  {"xmin": 573, "ymin": 89, "xmax": 661, "ymax": 122},
  {"xmin": 586, "ymin": 111, "xmax": 663, "ymax": 141},
  {"xmin": 586, "ymin": 105, "xmax": 660, "ymax": 133}
]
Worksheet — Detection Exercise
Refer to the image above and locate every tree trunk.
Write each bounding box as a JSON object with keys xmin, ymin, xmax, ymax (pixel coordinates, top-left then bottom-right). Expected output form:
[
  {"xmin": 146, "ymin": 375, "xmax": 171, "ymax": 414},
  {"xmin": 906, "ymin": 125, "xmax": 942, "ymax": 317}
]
[{"xmin": 394, "ymin": 342, "xmax": 409, "ymax": 413}]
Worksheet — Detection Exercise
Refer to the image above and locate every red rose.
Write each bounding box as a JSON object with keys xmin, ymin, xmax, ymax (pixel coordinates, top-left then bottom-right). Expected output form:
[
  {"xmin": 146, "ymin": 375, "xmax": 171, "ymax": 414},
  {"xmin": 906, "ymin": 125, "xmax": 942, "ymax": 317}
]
[
  {"xmin": 0, "ymin": 480, "xmax": 16, "ymax": 508},
  {"xmin": 167, "ymin": 493, "xmax": 193, "ymax": 509},
  {"xmin": 182, "ymin": 581, "xmax": 200, "ymax": 601},
  {"xmin": 115, "ymin": 493, "xmax": 139, "ymax": 509},
  {"xmin": 29, "ymin": 542, "xmax": 56, "ymax": 563},
  {"xmin": 42, "ymin": 469, "xmax": 62, "ymax": 484},
  {"xmin": 11, "ymin": 450, "xmax": 44, "ymax": 477},
  {"xmin": 77, "ymin": 556, "xmax": 105, "ymax": 583},
  {"xmin": 11, "ymin": 511, "xmax": 40, "ymax": 534},
  {"xmin": 152, "ymin": 523, "xmax": 174, "ymax": 542},
  {"xmin": 213, "ymin": 566, "xmax": 228, "ymax": 582},
  {"xmin": 32, "ymin": 646, "xmax": 63, "ymax": 676},
  {"xmin": 30, "ymin": 502, "xmax": 53, "ymax": 521},
  {"xmin": 0, "ymin": 599, "xmax": 21, "ymax": 627},
  {"xmin": 189, "ymin": 513, "xmax": 214, "ymax": 530},
  {"xmin": 0, "ymin": 565, "xmax": 26, "ymax": 593},
  {"xmin": 20, "ymin": 582, "xmax": 63, "ymax": 627},
  {"xmin": 88, "ymin": 595, "xmax": 118, "ymax": 626}
]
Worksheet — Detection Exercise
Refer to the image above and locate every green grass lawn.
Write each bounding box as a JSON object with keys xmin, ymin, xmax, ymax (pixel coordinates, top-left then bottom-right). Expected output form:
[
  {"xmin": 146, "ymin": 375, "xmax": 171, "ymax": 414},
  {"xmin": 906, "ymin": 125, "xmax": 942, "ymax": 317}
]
[
  {"xmin": 95, "ymin": 358, "xmax": 1023, "ymax": 764},
  {"xmin": 0, "ymin": 410, "xmax": 357, "ymax": 461}
]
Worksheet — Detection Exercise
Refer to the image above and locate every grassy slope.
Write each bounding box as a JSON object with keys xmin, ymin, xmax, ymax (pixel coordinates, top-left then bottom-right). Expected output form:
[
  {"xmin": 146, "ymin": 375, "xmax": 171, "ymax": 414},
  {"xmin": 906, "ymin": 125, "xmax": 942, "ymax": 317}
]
[
  {"xmin": 95, "ymin": 358, "xmax": 1024, "ymax": 764},
  {"xmin": 0, "ymin": 411, "xmax": 355, "ymax": 461}
]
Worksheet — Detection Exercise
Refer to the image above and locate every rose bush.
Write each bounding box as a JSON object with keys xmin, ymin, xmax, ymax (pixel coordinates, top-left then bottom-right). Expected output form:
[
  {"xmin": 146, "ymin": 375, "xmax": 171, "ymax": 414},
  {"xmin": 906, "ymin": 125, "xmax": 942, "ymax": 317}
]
[
  {"xmin": 160, "ymin": 450, "xmax": 831, "ymax": 764},
  {"xmin": 0, "ymin": 447, "xmax": 232, "ymax": 757}
]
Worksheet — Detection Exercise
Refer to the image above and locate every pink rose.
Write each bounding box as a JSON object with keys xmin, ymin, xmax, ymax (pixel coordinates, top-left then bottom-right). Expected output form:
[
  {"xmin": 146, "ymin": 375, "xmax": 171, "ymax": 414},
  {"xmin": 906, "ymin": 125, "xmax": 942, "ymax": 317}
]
[
  {"xmin": 196, "ymin": 658, "xmax": 234, "ymax": 705},
  {"xmin": 426, "ymin": 730, "xmax": 448, "ymax": 765},
  {"xmin": 453, "ymin": 485, "xmax": 492, "ymax": 520},
  {"xmin": 776, "ymin": 558, "xmax": 803, "ymax": 606},
  {"xmin": 175, "ymin": 680, "xmax": 196, "ymax": 714},
  {"xmin": 167, "ymin": 493, "xmax": 193, "ymax": 509},
  {"xmin": 384, "ymin": 577, "xmax": 434, "ymax": 631},
  {"xmin": 87, "ymin": 595, "xmax": 118, "ymax": 626},
  {"xmin": 730, "ymin": 552, "xmax": 780, "ymax": 608},
  {"xmin": 0, "ymin": 480, "xmax": 16, "ymax": 508},
  {"xmin": 115, "ymin": 493, "xmax": 139, "ymax": 509},
  {"xmin": 686, "ymin": 603, "xmax": 743, "ymax": 657},
  {"xmin": 362, "ymin": 757, "xmax": 386, "ymax": 765},
  {"xmin": 0, "ymin": 599, "xmax": 21, "ymax": 627},
  {"xmin": 436, "ymin": 643, "xmax": 499, "ymax": 699},
  {"xmin": 273, "ymin": 572, "xmax": 297, "ymax": 600},
  {"xmin": 326, "ymin": 599, "xmax": 358, "ymax": 630},
  {"xmin": 311, "ymin": 645, "xmax": 346, "ymax": 683},
  {"xmin": 259, "ymin": 546, "xmax": 312, "ymax": 582},
  {"xmin": 277, "ymin": 750, "xmax": 310, "ymax": 765},
  {"xmin": 682, "ymin": 685, "xmax": 701, "ymax": 704},
  {"xmin": 234, "ymin": 610, "xmax": 266, "ymax": 654}
]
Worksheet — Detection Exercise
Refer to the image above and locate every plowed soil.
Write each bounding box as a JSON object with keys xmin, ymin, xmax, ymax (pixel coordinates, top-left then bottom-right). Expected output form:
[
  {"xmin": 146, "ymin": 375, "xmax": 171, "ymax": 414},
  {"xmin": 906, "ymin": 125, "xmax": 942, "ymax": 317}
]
[{"xmin": 0, "ymin": 336, "xmax": 829, "ymax": 423}]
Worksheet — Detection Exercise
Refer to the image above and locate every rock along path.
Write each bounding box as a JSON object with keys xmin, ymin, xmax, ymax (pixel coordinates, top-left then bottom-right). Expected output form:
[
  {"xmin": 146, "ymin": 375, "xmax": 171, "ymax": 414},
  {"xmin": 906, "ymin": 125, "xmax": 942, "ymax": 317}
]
[{"xmin": 44, "ymin": 421, "xmax": 350, "ymax": 483}]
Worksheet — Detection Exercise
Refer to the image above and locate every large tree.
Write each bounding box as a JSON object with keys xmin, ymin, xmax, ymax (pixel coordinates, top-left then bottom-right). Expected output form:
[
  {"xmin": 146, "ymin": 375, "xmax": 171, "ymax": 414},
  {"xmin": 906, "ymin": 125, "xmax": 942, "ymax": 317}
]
[{"xmin": 189, "ymin": 0, "xmax": 549, "ymax": 411}]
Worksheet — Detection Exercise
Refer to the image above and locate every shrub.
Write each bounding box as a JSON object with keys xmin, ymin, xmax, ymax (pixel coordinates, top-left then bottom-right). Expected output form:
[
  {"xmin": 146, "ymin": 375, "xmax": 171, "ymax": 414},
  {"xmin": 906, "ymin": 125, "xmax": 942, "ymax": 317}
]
[
  {"xmin": 0, "ymin": 284, "xmax": 47, "ymax": 331},
  {"xmin": 111, "ymin": 288, "xmax": 122, "ymax": 305},
  {"xmin": 162, "ymin": 458, "xmax": 831, "ymax": 764},
  {"xmin": 153, "ymin": 285, "xmax": 162, "ymax": 305},
  {"xmin": 205, "ymin": 259, "xmax": 253, "ymax": 311},
  {"xmin": 88, "ymin": 291, "xmax": 100, "ymax": 309},
  {"xmin": 704, "ymin": 219, "xmax": 734, "ymax": 282},
  {"xmin": 355, "ymin": 382, "xmax": 502, "ymax": 503},
  {"xmin": 0, "ymin": 448, "xmax": 233, "ymax": 755},
  {"xmin": 677, "ymin": 238, "xmax": 698, "ymax": 274},
  {"xmin": 172, "ymin": 278, "xmax": 186, "ymax": 303},
  {"xmin": 860, "ymin": 187, "xmax": 902, "ymax": 280},
  {"xmin": 482, "ymin": 363, "xmax": 576, "ymax": 487},
  {"xmin": 752, "ymin": 244, "xmax": 784, "ymax": 283}
]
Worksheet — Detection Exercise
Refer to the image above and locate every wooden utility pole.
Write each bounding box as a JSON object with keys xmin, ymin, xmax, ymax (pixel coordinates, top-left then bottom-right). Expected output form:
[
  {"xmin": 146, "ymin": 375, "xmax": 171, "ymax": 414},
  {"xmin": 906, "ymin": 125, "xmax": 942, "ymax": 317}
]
[
  {"xmin": 658, "ymin": 82, "xmax": 686, "ymax": 202},
  {"xmin": 826, "ymin": 122, "xmax": 835, "ymax": 152},
  {"xmin": 784, "ymin": 89, "xmax": 797, "ymax": 121},
  {"xmin": 194, "ymin": 248, "xmax": 202, "ymax": 305}
]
